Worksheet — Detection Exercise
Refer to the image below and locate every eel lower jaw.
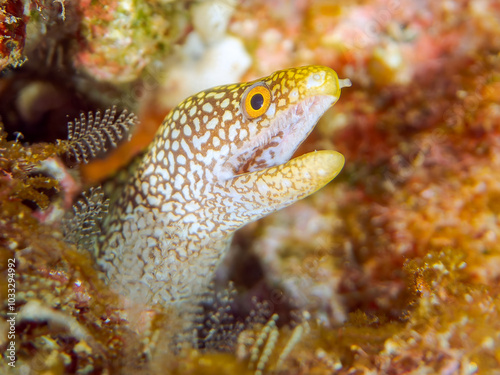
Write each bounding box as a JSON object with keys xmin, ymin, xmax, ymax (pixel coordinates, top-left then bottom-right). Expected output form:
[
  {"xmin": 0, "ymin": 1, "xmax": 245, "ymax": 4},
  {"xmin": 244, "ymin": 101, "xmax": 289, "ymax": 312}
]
[
  {"xmin": 220, "ymin": 94, "xmax": 337, "ymax": 180},
  {"xmin": 223, "ymin": 150, "xmax": 345, "ymax": 226}
]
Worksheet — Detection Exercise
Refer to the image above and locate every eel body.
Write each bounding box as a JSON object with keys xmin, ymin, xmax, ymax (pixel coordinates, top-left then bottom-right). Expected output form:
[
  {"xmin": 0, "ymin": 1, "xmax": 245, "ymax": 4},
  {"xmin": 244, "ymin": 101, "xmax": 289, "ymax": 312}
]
[{"xmin": 99, "ymin": 66, "xmax": 348, "ymax": 308}]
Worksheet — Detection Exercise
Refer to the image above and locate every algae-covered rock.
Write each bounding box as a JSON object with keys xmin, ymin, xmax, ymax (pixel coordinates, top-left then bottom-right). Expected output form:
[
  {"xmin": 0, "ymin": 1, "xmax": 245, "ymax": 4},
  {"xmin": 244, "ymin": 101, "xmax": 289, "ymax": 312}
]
[{"xmin": 2, "ymin": 0, "xmax": 500, "ymax": 374}]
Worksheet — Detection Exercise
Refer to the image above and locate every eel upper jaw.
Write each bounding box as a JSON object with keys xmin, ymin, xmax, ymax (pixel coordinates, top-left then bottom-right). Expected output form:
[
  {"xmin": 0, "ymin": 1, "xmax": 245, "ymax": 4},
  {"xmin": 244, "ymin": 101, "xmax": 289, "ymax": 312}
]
[{"xmin": 219, "ymin": 94, "xmax": 336, "ymax": 180}]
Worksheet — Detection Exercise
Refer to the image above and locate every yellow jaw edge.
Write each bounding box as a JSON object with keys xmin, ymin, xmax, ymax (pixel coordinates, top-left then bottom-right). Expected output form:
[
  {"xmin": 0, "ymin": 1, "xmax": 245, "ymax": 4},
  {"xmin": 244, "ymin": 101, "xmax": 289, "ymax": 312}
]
[{"xmin": 227, "ymin": 150, "xmax": 345, "ymax": 224}]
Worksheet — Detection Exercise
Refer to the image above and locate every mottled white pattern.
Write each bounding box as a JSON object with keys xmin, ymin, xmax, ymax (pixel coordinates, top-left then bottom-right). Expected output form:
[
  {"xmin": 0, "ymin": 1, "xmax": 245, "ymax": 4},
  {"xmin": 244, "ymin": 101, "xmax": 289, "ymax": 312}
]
[{"xmin": 99, "ymin": 66, "xmax": 347, "ymax": 309}]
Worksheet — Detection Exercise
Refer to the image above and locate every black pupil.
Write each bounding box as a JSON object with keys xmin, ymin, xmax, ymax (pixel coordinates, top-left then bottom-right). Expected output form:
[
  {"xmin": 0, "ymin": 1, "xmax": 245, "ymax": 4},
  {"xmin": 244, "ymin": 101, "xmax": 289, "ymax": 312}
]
[{"xmin": 250, "ymin": 93, "xmax": 264, "ymax": 110}]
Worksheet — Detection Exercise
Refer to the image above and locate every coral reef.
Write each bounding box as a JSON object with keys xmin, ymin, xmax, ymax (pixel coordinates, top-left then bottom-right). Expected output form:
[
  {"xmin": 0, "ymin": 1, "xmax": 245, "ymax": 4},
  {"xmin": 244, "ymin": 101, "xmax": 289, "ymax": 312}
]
[
  {"xmin": 0, "ymin": 0, "xmax": 27, "ymax": 70},
  {"xmin": 76, "ymin": 0, "xmax": 188, "ymax": 84},
  {"xmin": 2, "ymin": 0, "xmax": 500, "ymax": 374}
]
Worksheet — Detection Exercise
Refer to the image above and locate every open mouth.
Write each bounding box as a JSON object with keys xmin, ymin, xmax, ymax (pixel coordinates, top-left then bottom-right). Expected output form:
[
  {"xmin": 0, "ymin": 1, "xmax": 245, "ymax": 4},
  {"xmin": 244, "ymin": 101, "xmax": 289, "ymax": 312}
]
[{"xmin": 222, "ymin": 95, "xmax": 336, "ymax": 178}]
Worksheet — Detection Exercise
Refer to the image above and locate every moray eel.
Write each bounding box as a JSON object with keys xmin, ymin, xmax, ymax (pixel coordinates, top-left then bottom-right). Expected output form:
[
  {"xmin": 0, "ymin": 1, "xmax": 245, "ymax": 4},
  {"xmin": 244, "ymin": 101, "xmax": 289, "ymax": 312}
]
[{"xmin": 99, "ymin": 66, "xmax": 349, "ymax": 308}]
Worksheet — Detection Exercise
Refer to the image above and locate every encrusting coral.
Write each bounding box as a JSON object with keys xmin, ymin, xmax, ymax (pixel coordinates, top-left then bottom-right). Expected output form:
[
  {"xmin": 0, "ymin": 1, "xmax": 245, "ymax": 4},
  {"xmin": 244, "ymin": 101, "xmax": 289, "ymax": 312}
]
[
  {"xmin": 2, "ymin": 0, "xmax": 500, "ymax": 374},
  {"xmin": 0, "ymin": 108, "xmax": 155, "ymax": 373},
  {"xmin": 76, "ymin": 0, "xmax": 188, "ymax": 84},
  {"xmin": 0, "ymin": 0, "xmax": 27, "ymax": 70}
]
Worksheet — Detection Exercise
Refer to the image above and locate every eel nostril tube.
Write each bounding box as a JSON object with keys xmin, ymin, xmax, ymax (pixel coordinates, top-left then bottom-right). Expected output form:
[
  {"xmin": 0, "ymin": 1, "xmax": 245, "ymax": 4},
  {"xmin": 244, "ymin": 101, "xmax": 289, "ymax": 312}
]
[{"xmin": 339, "ymin": 78, "xmax": 352, "ymax": 89}]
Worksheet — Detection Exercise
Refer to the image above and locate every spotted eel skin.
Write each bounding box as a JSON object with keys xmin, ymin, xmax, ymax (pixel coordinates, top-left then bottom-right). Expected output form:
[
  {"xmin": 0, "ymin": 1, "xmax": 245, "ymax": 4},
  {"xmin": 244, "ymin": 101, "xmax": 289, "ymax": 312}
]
[{"xmin": 99, "ymin": 66, "xmax": 349, "ymax": 308}]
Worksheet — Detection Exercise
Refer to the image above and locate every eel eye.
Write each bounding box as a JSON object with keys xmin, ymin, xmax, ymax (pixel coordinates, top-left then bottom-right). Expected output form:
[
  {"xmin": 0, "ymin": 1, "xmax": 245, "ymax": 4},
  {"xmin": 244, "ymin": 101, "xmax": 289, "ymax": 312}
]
[{"xmin": 241, "ymin": 82, "xmax": 272, "ymax": 119}]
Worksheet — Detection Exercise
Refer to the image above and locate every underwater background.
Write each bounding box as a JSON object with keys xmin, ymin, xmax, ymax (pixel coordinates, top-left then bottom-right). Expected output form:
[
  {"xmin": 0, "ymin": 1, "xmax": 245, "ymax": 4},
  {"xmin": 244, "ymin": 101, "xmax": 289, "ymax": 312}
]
[{"xmin": 1, "ymin": 0, "xmax": 500, "ymax": 373}]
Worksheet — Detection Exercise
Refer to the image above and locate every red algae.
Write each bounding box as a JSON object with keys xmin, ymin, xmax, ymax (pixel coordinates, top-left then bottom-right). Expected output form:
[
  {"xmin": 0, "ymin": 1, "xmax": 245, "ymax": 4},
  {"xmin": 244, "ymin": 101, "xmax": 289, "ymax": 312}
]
[{"xmin": 2, "ymin": 0, "xmax": 500, "ymax": 374}]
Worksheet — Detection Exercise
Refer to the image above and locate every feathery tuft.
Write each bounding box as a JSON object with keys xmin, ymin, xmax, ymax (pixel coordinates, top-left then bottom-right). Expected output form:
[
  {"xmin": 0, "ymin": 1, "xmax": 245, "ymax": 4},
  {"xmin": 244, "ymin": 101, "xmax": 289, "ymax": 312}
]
[
  {"xmin": 63, "ymin": 186, "xmax": 109, "ymax": 252},
  {"xmin": 63, "ymin": 106, "xmax": 137, "ymax": 164}
]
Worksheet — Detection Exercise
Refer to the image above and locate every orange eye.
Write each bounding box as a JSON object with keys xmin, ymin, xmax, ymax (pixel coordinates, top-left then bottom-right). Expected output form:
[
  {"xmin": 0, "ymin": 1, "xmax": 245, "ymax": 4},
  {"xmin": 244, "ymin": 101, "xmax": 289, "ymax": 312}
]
[{"xmin": 241, "ymin": 82, "xmax": 272, "ymax": 119}]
